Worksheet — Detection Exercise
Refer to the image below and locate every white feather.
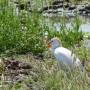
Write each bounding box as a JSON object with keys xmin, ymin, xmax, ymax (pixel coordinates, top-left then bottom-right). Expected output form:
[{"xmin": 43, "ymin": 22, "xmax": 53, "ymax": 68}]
[{"xmin": 49, "ymin": 38, "xmax": 83, "ymax": 71}]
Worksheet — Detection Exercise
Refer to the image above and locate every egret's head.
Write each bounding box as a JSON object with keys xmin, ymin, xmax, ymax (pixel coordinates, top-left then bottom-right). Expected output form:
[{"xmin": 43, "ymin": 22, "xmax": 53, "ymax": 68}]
[{"xmin": 48, "ymin": 37, "xmax": 62, "ymax": 49}]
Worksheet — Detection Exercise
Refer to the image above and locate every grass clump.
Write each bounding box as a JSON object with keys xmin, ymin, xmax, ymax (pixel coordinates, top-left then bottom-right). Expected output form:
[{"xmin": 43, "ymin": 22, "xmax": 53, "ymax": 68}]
[{"xmin": 0, "ymin": 0, "xmax": 48, "ymax": 56}]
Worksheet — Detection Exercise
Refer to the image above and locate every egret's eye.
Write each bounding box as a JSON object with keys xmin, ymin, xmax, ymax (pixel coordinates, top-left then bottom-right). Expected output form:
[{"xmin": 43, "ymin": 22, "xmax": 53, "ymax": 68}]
[{"xmin": 51, "ymin": 40, "xmax": 53, "ymax": 43}]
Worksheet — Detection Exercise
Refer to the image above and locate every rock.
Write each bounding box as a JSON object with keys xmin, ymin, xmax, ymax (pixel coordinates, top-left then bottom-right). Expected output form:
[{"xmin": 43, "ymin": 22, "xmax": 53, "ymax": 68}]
[
  {"xmin": 52, "ymin": 0, "xmax": 70, "ymax": 6},
  {"xmin": 7, "ymin": 61, "xmax": 19, "ymax": 70},
  {"xmin": 3, "ymin": 58, "xmax": 32, "ymax": 70},
  {"xmin": 68, "ymin": 5, "xmax": 76, "ymax": 10},
  {"xmin": 14, "ymin": 1, "xmax": 19, "ymax": 4},
  {"xmin": 17, "ymin": 69, "xmax": 29, "ymax": 75},
  {"xmin": 18, "ymin": 62, "xmax": 33, "ymax": 69},
  {"xmin": 79, "ymin": 8, "xmax": 85, "ymax": 12},
  {"xmin": 85, "ymin": 5, "xmax": 90, "ymax": 10},
  {"xmin": 64, "ymin": 3, "xmax": 70, "ymax": 8},
  {"xmin": 40, "ymin": 4, "xmax": 63, "ymax": 13},
  {"xmin": 66, "ymin": 0, "xmax": 70, "ymax": 2},
  {"xmin": 52, "ymin": 0, "xmax": 63, "ymax": 6},
  {"xmin": 77, "ymin": 4, "xmax": 90, "ymax": 15}
]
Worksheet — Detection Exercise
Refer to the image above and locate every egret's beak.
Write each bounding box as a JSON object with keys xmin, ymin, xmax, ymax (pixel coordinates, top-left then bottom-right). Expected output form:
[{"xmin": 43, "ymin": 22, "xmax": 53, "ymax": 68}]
[{"xmin": 48, "ymin": 42, "xmax": 52, "ymax": 48}]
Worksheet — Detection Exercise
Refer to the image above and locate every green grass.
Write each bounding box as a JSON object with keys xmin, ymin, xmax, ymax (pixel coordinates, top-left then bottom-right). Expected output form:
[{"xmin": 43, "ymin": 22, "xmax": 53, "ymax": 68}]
[{"xmin": 0, "ymin": 0, "xmax": 47, "ymax": 56}]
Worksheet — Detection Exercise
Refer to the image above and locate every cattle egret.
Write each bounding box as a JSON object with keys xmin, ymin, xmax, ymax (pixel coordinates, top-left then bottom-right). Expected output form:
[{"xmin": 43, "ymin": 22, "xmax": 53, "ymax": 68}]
[{"xmin": 48, "ymin": 37, "xmax": 83, "ymax": 71}]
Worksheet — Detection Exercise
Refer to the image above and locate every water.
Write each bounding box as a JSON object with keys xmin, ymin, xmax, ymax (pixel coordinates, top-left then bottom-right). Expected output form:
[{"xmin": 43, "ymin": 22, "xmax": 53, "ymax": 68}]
[
  {"xmin": 84, "ymin": 40, "xmax": 90, "ymax": 48},
  {"xmin": 80, "ymin": 23, "xmax": 90, "ymax": 32},
  {"xmin": 53, "ymin": 23, "xmax": 90, "ymax": 32},
  {"xmin": 44, "ymin": 16, "xmax": 90, "ymax": 32}
]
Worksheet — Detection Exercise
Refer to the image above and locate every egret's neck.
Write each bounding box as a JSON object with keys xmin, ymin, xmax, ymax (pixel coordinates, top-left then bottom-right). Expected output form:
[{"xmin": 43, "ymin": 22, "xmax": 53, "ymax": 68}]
[
  {"xmin": 50, "ymin": 41, "xmax": 62, "ymax": 53},
  {"xmin": 51, "ymin": 45, "xmax": 60, "ymax": 54}
]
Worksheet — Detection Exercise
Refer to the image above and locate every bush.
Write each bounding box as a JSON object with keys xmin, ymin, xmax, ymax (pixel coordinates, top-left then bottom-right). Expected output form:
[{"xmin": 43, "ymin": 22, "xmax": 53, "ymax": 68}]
[{"xmin": 0, "ymin": 1, "xmax": 47, "ymax": 55}]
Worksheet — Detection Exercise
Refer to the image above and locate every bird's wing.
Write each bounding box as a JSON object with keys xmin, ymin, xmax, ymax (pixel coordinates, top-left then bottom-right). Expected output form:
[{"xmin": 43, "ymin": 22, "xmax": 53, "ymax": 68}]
[{"xmin": 54, "ymin": 47, "xmax": 74, "ymax": 67}]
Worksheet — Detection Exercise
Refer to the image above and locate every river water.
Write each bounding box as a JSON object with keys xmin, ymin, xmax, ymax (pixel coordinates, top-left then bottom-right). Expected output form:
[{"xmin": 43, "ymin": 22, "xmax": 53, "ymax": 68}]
[{"xmin": 44, "ymin": 15, "xmax": 90, "ymax": 32}]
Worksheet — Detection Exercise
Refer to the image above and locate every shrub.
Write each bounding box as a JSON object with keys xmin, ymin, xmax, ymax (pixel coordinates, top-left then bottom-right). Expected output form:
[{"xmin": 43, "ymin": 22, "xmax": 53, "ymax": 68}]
[{"xmin": 0, "ymin": 1, "xmax": 47, "ymax": 55}]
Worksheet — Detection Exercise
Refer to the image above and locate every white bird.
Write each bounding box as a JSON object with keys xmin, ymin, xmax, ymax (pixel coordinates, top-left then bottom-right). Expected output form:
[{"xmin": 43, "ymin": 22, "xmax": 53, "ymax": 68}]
[{"xmin": 47, "ymin": 37, "xmax": 83, "ymax": 71}]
